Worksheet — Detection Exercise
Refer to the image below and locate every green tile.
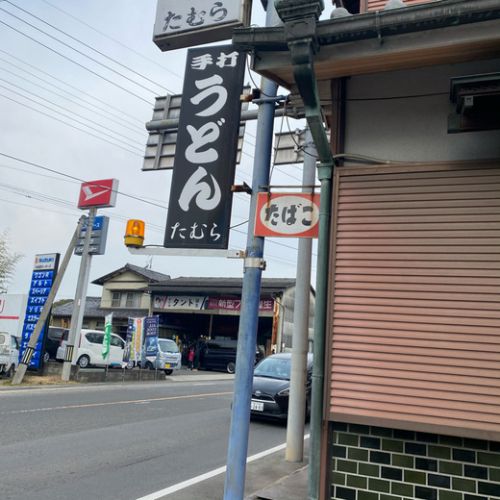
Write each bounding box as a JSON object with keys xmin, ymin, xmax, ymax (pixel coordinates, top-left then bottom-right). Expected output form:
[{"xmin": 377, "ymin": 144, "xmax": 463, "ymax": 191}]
[
  {"xmin": 490, "ymin": 467, "xmax": 500, "ymax": 482},
  {"xmin": 439, "ymin": 461, "xmax": 462, "ymax": 476},
  {"xmin": 392, "ymin": 454, "xmax": 414, "ymax": 468},
  {"xmin": 339, "ymin": 433, "xmax": 359, "ymax": 446},
  {"xmin": 438, "ymin": 491, "xmax": 462, "ymax": 500},
  {"xmin": 346, "ymin": 474, "xmax": 367, "ymax": 489},
  {"xmin": 332, "ymin": 472, "xmax": 346, "ymax": 486},
  {"xmin": 369, "ymin": 478, "xmax": 391, "ymax": 493},
  {"xmin": 338, "ymin": 460, "xmax": 357, "ymax": 473},
  {"xmin": 349, "ymin": 447, "xmax": 369, "ymax": 461},
  {"xmin": 451, "ymin": 477, "xmax": 476, "ymax": 493},
  {"xmin": 359, "ymin": 491, "xmax": 379, "ymax": 500},
  {"xmin": 359, "ymin": 463, "xmax": 380, "ymax": 477},
  {"xmin": 428, "ymin": 446, "xmax": 451, "ymax": 460},
  {"xmin": 477, "ymin": 451, "xmax": 500, "ymax": 466},
  {"xmin": 404, "ymin": 470, "xmax": 426, "ymax": 485},
  {"xmin": 391, "ymin": 482, "xmax": 414, "ymax": 496},
  {"xmin": 383, "ymin": 439, "xmax": 404, "ymax": 453},
  {"xmin": 380, "ymin": 496, "xmax": 401, "ymax": 500},
  {"xmin": 439, "ymin": 436, "xmax": 463, "ymax": 447}
]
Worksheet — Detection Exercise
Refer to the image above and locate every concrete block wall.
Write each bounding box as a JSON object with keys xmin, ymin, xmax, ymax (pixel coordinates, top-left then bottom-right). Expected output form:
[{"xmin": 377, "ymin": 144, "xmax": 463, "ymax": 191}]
[{"xmin": 330, "ymin": 422, "xmax": 500, "ymax": 500}]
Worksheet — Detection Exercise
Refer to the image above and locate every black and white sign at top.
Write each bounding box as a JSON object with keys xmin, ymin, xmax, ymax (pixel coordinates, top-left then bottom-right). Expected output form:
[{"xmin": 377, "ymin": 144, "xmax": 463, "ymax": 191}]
[{"xmin": 164, "ymin": 45, "xmax": 245, "ymax": 250}]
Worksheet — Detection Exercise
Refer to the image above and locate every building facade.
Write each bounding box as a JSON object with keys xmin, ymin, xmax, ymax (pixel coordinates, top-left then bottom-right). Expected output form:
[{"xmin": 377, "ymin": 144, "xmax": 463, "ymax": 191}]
[{"xmin": 235, "ymin": 0, "xmax": 500, "ymax": 498}]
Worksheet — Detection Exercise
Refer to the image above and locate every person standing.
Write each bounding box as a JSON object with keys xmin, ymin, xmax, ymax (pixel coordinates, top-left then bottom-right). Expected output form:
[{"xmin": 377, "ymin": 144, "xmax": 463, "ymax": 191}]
[{"xmin": 187, "ymin": 347, "xmax": 195, "ymax": 370}]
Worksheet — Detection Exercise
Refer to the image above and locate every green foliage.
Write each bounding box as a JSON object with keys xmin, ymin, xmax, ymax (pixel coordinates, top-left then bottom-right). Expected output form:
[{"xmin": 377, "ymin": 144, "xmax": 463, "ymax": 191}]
[{"xmin": 0, "ymin": 230, "xmax": 22, "ymax": 293}]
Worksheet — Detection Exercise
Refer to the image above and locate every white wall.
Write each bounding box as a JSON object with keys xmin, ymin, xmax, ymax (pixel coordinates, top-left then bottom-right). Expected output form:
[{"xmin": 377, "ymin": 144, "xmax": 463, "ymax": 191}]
[
  {"xmin": 345, "ymin": 58, "xmax": 500, "ymax": 161},
  {"xmin": 0, "ymin": 294, "xmax": 28, "ymax": 338}
]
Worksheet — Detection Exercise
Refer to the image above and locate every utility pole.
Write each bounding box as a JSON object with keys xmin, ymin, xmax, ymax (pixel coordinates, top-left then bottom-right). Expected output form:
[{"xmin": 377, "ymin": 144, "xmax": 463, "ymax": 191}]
[
  {"xmin": 61, "ymin": 207, "xmax": 96, "ymax": 381},
  {"xmin": 12, "ymin": 217, "xmax": 84, "ymax": 385},
  {"xmin": 286, "ymin": 128, "xmax": 316, "ymax": 462},
  {"xmin": 223, "ymin": 3, "xmax": 281, "ymax": 499}
]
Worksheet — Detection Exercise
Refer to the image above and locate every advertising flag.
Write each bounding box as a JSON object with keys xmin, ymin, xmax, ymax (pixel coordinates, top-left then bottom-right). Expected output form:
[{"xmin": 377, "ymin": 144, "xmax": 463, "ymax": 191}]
[
  {"xmin": 102, "ymin": 313, "xmax": 113, "ymax": 360},
  {"xmin": 144, "ymin": 316, "xmax": 160, "ymax": 357}
]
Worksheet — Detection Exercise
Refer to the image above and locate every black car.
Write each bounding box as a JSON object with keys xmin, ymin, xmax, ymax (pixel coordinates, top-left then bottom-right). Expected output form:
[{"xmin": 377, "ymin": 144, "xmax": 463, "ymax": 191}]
[
  {"xmin": 200, "ymin": 339, "xmax": 264, "ymax": 374},
  {"xmin": 43, "ymin": 327, "xmax": 69, "ymax": 362},
  {"xmin": 250, "ymin": 352, "xmax": 313, "ymax": 420}
]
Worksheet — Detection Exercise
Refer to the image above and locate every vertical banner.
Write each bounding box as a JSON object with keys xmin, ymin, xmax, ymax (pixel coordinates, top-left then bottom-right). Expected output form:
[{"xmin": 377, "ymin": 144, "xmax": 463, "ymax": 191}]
[
  {"xmin": 102, "ymin": 312, "xmax": 113, "ymax": 360},
  {"xmin": 123, "ymin": 319, "xmax": 134, "ymax": 366},
  {"xmin": 127, "ymin": 317, "xmax": 144, "ymax": 365},
  {"xmin": 144, "ymin": 316, "xmax": 160, "ymax": 357},
  {"xmin": 164, "ymin": 44, "xmax": 246, "ymax": 249},
  {"xmin": 19, "ymin": 253, "xmax": 60, "ymax": 370}
]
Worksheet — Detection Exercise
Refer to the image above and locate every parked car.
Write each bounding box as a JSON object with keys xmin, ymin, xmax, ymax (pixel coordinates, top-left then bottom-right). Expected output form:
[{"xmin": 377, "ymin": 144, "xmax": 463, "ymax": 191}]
[
  {"xmin": 0, "ymin": 332, "xmax": 19, "ymax": 378},
  {"xmin": 250, "ymin": 352, "xmax": 313, "ymax": 420},
  {"xmin": 56, "ymin": 329, "xmax": 125, "ymax": 368},
  {"xmin": 43, "ymin": 327, "xmax": 69, "ymax": 362},
  {"xmin": 141, "ymin": 338, "xmax": 182, "ymax": 375},
  {"xmin": 200, "ymin": 339, "xmax": 264, "ymax": 374}
]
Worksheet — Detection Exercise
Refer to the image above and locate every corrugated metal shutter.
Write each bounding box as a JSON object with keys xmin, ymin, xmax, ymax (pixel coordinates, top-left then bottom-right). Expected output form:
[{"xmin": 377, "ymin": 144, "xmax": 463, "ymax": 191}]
[
  {"xmin": 328, "ymin": 162, "xmax": 500, "ymax": 440},
  {"xmin": 365, "ymin": 0, "xmax": 434, "ymax": 12}
]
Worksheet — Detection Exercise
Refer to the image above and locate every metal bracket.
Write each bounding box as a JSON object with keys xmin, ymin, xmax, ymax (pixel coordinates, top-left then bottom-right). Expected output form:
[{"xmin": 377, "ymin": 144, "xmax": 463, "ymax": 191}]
[{"xmin": 244, "ymin": 257, "xmax": 267, "ymax": 270}]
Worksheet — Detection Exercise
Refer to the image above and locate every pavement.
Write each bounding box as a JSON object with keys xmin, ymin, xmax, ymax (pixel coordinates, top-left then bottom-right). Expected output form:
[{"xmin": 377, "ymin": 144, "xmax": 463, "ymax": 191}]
[{"xmin": 157, "ymin": 440, "xmax": 309, "ymax": 500}]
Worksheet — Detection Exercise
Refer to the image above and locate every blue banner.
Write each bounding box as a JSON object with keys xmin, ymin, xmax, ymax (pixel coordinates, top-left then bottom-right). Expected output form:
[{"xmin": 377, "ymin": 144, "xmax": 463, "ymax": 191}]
[
  {"xmin": 143, "ymin": 316, "xmax": 159, "ymax": 357},
  {"xmin": 19, "ymin": 254, "xmax": 59, "ymax": 370}
]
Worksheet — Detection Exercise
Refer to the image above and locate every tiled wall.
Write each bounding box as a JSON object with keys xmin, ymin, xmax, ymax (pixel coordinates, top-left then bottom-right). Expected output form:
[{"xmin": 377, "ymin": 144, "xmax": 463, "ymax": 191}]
[{"xmin": 330, "ymin": 422, "xmax": 500, "ymax": 500}]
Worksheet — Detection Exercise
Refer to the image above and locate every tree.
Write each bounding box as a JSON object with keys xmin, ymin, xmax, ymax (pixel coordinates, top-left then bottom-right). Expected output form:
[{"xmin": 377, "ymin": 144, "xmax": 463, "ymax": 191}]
[{"xmin": 0, "ymin": 231, "xmax": 22, "ymax": 293}]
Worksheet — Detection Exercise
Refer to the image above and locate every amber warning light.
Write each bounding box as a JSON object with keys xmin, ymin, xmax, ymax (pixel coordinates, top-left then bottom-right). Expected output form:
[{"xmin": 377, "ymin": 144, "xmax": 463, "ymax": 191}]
[{"xmin": 124, "ymin": 220, "xmax": 145, "ymax": 248}]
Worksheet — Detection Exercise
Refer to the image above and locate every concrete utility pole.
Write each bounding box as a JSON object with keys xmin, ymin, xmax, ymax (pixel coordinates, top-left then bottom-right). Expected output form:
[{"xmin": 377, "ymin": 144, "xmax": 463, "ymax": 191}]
[
  {"xmin": 286, "ymin": 128, "xmax": 316, "ymax": 462},
  {"xmin": 223, "ymin": 3, "xmax": 281, "ymax": 499},
  {"xmin": 12, "ymin": 217, "xmax": 85, "ymax": 385},
  {"xmin": 61, "ymin": 207, "xmax": 96, "ymax": 381}
]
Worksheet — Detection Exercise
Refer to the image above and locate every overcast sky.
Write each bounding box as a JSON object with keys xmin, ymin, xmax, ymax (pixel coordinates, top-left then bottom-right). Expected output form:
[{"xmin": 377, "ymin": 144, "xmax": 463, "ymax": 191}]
[{"xmin": 0, "ymin": 0, "xmax": 330, "ymax": 298}]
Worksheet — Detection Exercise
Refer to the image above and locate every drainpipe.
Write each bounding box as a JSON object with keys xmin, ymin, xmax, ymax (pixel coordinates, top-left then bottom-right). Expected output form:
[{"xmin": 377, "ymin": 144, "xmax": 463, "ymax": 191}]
[{"xmin": 274, "ymin": 2, "xmax": 334, "ymax": 499}]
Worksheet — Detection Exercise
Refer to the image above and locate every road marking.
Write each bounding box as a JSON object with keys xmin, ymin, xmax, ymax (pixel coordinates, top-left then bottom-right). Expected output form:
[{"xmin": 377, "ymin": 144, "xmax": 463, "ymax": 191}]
[
  {"xmin": 136, "ymin": 434, "xmax": 311, "ymax": 500},
  {"xmin": 0, "ymin": 391, "xmax": 232, "ymax": 415}
]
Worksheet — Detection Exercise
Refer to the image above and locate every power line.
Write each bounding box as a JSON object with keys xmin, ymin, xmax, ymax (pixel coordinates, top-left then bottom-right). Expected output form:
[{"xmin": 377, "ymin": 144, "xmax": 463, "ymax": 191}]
[
  {"xmin": 0, "ymin": 92, "xmax": 144, "ymax": 156},
  {"xmin": 0, "ymin": 63, "xmax": 145, "ymax": 137},
  {"xmin": 6, "ymin": 0, "xmax": 174, "ymax": 94},
  {"xmin": 0, "ymin": 48, "xmax": 147, "ymax": 124},
  {"xmin": 0, "ymin": 78, "xmax": 145, "ymax": 147},
  {"xmin": 0, "ymin": 6, "xmax": 163, "ymax": 96},
  {"xmin": 39, "ymin": 0, "xmax": 184, "ymax": 84},
  {"xmin": 0, "ymin": 83, "xmax": 144, "ymax": 152},
  {"xmin": 0, "ymin": 18, "xmax": 153, "ymax": 105}
]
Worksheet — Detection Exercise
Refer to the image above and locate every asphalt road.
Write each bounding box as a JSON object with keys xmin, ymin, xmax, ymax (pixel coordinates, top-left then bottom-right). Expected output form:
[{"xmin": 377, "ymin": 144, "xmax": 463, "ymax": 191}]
[{"xmin": 0, "ymin": 378, "xmax": 288, "ymax": 500}]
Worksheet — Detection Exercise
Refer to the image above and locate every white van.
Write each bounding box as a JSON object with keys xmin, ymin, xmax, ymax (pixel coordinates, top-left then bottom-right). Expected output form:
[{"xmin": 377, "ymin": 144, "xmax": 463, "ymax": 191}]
[
  {"xmin": 57, "ymin": 329, "xmax": 124, "ymax": 368},
  {"xmin": 0, "ymin": 332, "xmax": 19, "ymax": 377},
  {"xmin": 141, "ymin": 338, "xmax": 181, "ymax": 375}
]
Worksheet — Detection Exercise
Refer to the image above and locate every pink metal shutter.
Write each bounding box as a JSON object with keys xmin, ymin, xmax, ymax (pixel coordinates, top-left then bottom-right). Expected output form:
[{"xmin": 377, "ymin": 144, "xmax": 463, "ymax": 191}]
[{"xmin": 328, "ymin": 162, "xmax": 500, "ymax": 440}]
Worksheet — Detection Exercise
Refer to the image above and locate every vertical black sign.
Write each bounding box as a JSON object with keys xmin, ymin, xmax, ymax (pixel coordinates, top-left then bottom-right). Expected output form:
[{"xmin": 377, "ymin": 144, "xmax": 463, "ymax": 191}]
[{"xmin": 164, "ymin": 45, "xmax": 245, "ymax": 249}]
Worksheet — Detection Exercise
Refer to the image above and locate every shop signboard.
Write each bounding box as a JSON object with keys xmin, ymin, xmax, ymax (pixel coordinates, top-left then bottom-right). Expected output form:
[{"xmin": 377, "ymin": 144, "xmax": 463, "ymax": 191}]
[
  {"xmin": 74, "ymin": 215, "xmax": 109, "ymax": 256},
  {"xmin": 206, "ymin": 297, "xmax": 274, "ymax": 313},
  {"xmin": 254, "ymin": 193, "xmax": 321, "ymax": 238},
  {"xmin": 77, "ymin": 178, "xmax": 118, "ymax": 209},
  {"xmin": 164, "ymin": 44, "xmax": 245, "ymax": 250},
  {"xmin": 153, "ymin": 295, "xmax": 206, "ymax": 311},
  {"xmin": 153, "ymin": 0, "xmax": 252, "ymax": 51},
  {"xmin": 19, "ymin": 253, "xmax": 59, "ymax": 370}
]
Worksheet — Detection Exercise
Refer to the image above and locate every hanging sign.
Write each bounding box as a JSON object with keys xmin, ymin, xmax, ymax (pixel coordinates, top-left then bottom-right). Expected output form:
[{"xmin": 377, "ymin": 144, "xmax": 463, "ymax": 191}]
[
  {"xmin": 164, "ymin": 45, "xmax": 245, "ymax": 250},
  {"xmin": 153, "ymin": 295, "xmax": 206, "ymax": 311},
  {"xmin": 77, "ymin": 178, "xmax": 119, "ymax": 209},
  {"xmin": 254, "ymin": 193, "xmax": 321, "ymax": 238},
  {"xmin": 19, "ymin": 253, "xmax": 60, "ymax": 370},
  {"xmin": 153, "ymin": 0, "xmax": 252, "ymax": 51}
]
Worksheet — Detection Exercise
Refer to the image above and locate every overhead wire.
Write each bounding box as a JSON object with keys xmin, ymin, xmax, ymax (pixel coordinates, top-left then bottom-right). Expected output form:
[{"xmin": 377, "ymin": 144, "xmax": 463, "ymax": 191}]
[
  {"xmin": 0, "ymin": 83, "xmax": 142, "ymax": 152},
  {"xmin": 5, "ymin": 0, "xmax": 174, "ymax": 94},
  {"xmin": 0, "ymin": 92, "xmax": 144, "ymax": 157},
  {"xmin": 0, "ymin": 63, "xmax": 146, "ymax": 136},
  {"xmin": 0, "ymin": 48, "xmax": 146, "ymax": 124},
  {"xmin": 0, "ymin": 5, "xmax": 165, "ymax": 96},
  {"xmin": 0, "ymin": 78, "xmax": 145, "ymax": 147},
  {"xmin": 39, "ymin": 0, "xmax": 184, "ymax": 83},
  {"xmin": 0, "ymin": 18, "xmax": 153, "ymax": 104}
]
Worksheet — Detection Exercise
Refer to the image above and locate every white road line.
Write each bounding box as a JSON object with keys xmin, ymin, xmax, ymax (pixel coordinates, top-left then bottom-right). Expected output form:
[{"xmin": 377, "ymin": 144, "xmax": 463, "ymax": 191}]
[{"xmin": 136, "ymin": 434, "xmax": 311, "ymax": 500}]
